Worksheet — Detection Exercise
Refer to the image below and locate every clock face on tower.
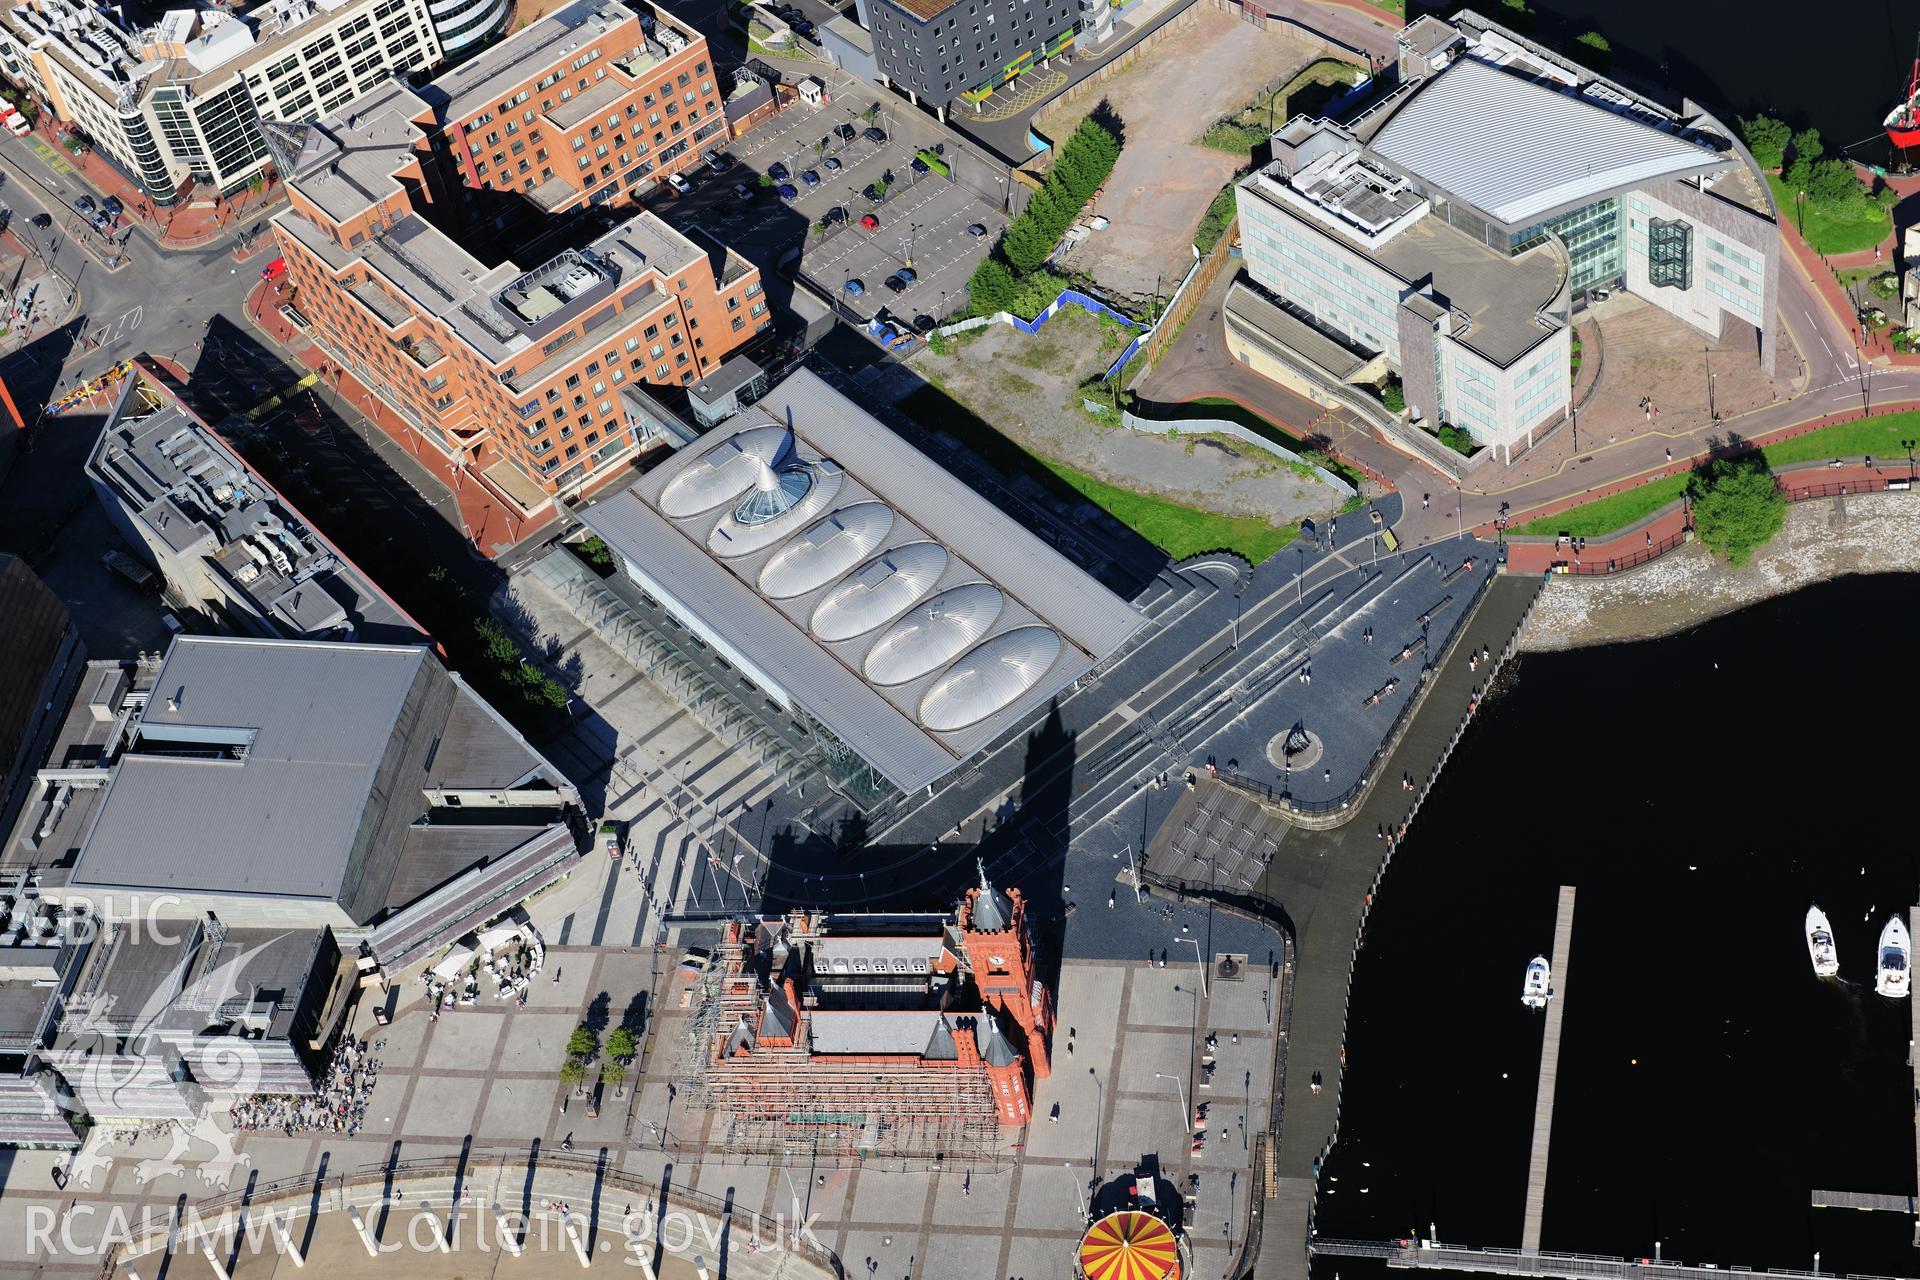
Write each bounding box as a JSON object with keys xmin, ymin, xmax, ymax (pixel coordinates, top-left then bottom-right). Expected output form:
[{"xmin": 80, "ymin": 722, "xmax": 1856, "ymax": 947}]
[{"xmin": 989, "ymin": 955, "xmax": 1006, "ymax": 967}]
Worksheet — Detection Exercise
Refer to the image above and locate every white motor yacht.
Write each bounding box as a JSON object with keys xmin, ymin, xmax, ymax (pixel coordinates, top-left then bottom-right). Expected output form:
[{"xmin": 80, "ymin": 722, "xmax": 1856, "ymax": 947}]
[
  {"xmin": 1806, "ymin": 906, "xmax": 1839, "ymax": 978},
  {"xmin": 1877, "ymin": 915, "xmax": 1911, "ymax": 999},
  {"xmin": 1522, "ymin": 955, "xmax": 1552, "ymax": 1010}
]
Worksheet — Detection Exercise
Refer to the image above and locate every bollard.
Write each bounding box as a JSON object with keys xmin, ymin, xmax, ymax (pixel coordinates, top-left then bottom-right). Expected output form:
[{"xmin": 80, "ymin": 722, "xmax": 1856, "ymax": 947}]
[
  {"xmin": 272, "ymin": 1211, "xmax": 306, "ymax": 1267},
  {"xmin": 347, "ymin": 1204, "xmax": 380, "ymax": 1258}
]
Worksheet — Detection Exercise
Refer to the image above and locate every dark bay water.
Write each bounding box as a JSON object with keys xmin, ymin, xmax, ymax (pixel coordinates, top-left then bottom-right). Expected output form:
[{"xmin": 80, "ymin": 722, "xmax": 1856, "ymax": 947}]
[
  {"xmin": 1310, "ymin": 575, "xmax": 1920, "ymax": 1278},
  {"xmin": 1416, "ymin": 0, "xmax": 1913, "ymax": 165}
]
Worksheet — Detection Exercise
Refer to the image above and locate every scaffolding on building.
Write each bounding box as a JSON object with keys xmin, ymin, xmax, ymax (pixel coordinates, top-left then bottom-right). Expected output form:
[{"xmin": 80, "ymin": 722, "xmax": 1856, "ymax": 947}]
[{"xmin": 666, "ymin": 923, "xmax": 1014, "ymax": 1172}]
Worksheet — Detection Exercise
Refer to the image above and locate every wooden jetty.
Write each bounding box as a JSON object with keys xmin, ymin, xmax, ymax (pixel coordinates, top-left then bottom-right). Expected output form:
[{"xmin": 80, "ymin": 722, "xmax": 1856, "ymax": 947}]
[{"xmin": 1521, "ymin": 886, "xmax": 1577, "ymax": 1252}]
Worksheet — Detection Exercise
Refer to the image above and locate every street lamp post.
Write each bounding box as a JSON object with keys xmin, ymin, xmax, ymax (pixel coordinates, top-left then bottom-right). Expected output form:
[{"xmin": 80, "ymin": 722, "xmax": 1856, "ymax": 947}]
[
  {"xmin": 1153, "ymin": 1071, "xmax": 1188, "ymax": 1124},
  {"xmin": 1180, "ymin": 936, "xmax": 1208, "ymax": 997}
]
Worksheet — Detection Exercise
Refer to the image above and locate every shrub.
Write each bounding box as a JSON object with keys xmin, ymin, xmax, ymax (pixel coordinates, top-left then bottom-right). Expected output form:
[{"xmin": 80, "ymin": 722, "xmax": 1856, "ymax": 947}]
[
  {"xmin": 1381, "ymin": 376, "xmax": 1405, "ymax": 414},
  {"xmin": 1807, "ymin": 158, "xmax": 1864, "ymax": 208},
  {"xmin": 1437, "ymin": 425, "xmax": 1476, "ymax": 455},
  {"xmin": 1194, "ymin": 185, "xmax": 1238, "ymax": 254},
  {"xmin": 1574, "ymin": 30, "xmax": 1609, "ymax": 56}
]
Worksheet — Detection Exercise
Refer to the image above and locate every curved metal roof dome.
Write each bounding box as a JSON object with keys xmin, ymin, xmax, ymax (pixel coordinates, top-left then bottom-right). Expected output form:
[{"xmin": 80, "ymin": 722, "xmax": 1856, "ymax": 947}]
[
  {"xmin": 809, "ymin": 542, "xmax": 947, "ymax": 643},
  {"xmin": 706, "ymin": 465, "xmax": 843, "ymax": 559},
  {"xmin": 757, "ymin": 503, "xmax": 895, "ymax": 599},
  {"xmin": 658, "ymin": 425, "xmax": 791, "ymax": 517},
  {"xmin": 862, "ymin": 583, "xmax": 1004, "ymax": 687},
  {"xmin": 918, "ymin": 626, "xmax": 1063, "ymax": 733}
]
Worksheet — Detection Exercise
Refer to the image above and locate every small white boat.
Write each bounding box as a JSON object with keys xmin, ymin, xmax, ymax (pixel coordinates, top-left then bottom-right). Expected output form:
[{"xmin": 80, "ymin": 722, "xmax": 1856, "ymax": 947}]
[
  {"xmin": 1878, "ymin": 915, "xmax": 1911, "ymax": 999},
  {"xmin": 1807, "ymin": 906, "xmax": 1839, "ymax": 978},
  {"xmin": 1522, "ymin": 955, "xmax": 1552, "ymax": 1010}
]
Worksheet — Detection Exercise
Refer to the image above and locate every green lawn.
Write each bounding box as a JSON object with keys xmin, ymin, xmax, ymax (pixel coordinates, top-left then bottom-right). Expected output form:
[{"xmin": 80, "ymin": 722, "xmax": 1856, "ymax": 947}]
[
  {"xmin": 1770, "ymin": 174, "xmax": 1891, "ymax": 257},
  {"xmin": 1512, "ymin": 410, "xmax": 1920, "ymax": 536},
  {"xmin": 899, "ymin": 386, "xmax": 1297, "ymax": 563}
]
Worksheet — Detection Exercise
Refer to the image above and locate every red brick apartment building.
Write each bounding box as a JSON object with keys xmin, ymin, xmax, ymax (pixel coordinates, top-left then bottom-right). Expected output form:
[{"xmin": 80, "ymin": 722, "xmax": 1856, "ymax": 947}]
[{"xmin": 265, "ymin": 0, "xmax": 768, "ymax": 525}]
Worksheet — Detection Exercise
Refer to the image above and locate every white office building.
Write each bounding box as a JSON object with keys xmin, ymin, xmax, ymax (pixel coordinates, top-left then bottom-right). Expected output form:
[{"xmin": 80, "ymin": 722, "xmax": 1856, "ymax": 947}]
[{"xmin": 1230, "ymin": 10, "xmax": 1778, "ymax": 461}]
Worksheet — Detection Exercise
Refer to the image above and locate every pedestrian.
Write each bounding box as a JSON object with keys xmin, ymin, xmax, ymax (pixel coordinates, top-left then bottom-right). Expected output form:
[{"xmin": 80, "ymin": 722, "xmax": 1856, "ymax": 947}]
[{"xmin": 1665, "ymin": 447, "xmax": 1672, "ymax": 461}]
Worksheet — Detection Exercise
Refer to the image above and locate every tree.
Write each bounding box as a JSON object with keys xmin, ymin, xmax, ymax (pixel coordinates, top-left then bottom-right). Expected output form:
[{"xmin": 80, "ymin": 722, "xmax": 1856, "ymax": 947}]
[
  {"xmin": 606, "ymin": 1027, "xmax": 639, "ymax": 1062},
  {"xmin": 1739, "ymin": 115, "xmax": 1791, "ymax": 170},
  {"xmin": 600, "ymin": 1058, "xmax": 627, "ymax": 1095},
  {"xmin": 965, "ymin": 255, "xmax": 1019, "ymax": 314},
  {"xmin": 558, "ymin": 1059, "xmax": 586, "ymax": 1093},
  {"xmin": 1574, "ymin": 30, "xmax": 1609, "ymax": 58},
  {"xmin": 1783, "ymin": 155, "xmax": 1812, "ymax": 193},
  {"xmin": 566, "ymin": 1026, "xmax": 600, "ymax": 1061},
  {"xmin": 1807, "ymin": 158, "xmax": 1863, "ymax": 208},
  {"xmin": 1687, "ymin": 454, "xmax": 1785, "ymax": 565},
  {"xmin": 1789, "ymin": 127, "xmax": 1823, "ymax": 166}
]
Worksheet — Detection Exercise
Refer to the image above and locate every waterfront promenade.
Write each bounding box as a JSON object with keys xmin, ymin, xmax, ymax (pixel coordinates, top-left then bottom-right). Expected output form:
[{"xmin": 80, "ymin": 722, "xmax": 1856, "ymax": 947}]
[{"xmin": 1246, "ymin": 572, "xmax": 1544, "ymax": 1279}]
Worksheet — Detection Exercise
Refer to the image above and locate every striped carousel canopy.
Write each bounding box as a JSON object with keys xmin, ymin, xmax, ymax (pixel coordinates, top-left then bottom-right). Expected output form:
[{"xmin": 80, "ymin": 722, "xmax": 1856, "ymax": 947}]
[{"xmin": 1078, "ymin": 1210, "xmax": 1179, "ymax": 1280}]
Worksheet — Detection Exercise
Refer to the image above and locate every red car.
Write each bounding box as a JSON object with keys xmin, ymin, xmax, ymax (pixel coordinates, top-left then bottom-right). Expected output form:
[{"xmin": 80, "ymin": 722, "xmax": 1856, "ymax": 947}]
[{"xmin": 859, "ymin": 213, "xmax": 879, "ymax": 231}]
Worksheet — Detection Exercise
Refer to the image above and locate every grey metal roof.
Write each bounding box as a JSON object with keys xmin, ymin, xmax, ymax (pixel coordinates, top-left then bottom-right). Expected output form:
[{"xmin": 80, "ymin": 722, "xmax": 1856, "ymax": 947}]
[
  {"xmin": 580, "ymin": 369, "xmax": 1144, "ymax": 793},
  {"xmin": 68, "ymin": 638, "xmax": 429, "ymax": 904},
  {"xmin": 1369, "ymin": 57, "xmax": 1723, "ymax": 227},
  {"xmin": 808, "ymin": 1009, "xmax": 949, "ymax": 1055}
]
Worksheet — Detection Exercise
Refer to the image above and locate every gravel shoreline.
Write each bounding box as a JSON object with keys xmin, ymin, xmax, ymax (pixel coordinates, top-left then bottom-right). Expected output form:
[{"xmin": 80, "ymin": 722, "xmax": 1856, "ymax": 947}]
[{"xmin": 1518, "ymin": 491, "xmax": 1920, "ymax": 652}]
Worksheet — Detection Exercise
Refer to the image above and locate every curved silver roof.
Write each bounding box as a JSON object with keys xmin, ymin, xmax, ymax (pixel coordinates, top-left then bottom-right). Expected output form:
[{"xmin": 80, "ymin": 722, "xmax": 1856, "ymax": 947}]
[
  {"xmin": 757, "ymin": 502, "xmax": 895, "ymax": 599},
  {"xmin": 863, "ymin": 583, "xmax": 1003, "ymax": 687},
  {"xmin": 707, "ymin": 465, "xmax": 844, "ymax": 559},
  {"xmin": 734, "ymin": 459, "xmax": 813, "ymax": 525},
  {"xmin": 658, "ymin": 425, "xmax": 790, "ymax": 517},
  {"xmin": 810, "ymin": 541, "xmax": 947, "ymax": 642},
  {"xmin": 918, "ymin": 626, "xmax": 1063, "ymax": 733}
]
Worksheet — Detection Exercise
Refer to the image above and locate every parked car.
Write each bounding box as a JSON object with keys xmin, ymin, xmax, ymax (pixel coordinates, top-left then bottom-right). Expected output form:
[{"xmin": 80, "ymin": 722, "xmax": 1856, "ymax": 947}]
[
  {"xmin": 74, "ymin": 194, "xmax": 96, "ymax": 215},
  {"xmin": 823, "ymin": 156, "xmax": 842, "ymax": 171},
  {"xmin": 768, "ymin": 160, "xmax": 789, "ymax": 181},
  {"xmin": 793, "ymin": 18, "xmax": 815, "ymax": 38},
  {"xmin": 101, "ymin": 195, "xmax": 123, "ymax": 218},
  {"xmin": 836, "ymin": 122, "xmax": 857, "ymax": 141},
  {"xmin": 910, "ymin": 156, "xmax": 930, "ymax": 174},
  {"xmin": 775, "ymin": 182, "xmax": 798, "ymax": 200},
  {"xmin": 862, "ymin": 182, "xmax": 883, "ymax": 202},
  {"xmin": 666, "ymin": 171, "xmax": 693, "ymax": 194},
  {"xmin": 705, "ymin": 150, "xmax": 734, "ymax": 172},
  {"xmin": 911, "ymin": 314, "xmax": 937, "ymax": 333},
  {"xmin": 733, "ymin": 182, "xmax": 755, "ymax": 201},
  {"xmin": 859, "ymin": 213, "xmax": 879, "ymax": 231},
  {"xmin": 600, "ymin": 819, "xmax": 625, "ymax": 859},
  {"xmin": 844, "ymin": 278, "xmax": 865, "ymax": 297},
  {"xmin": 895, "ymin": 267, "xmax": 917, "ymax": 285},
  {"xmin": 967, "ymin": 222, "xmax": 988, "ymax": 237},
  {"xmin": 800, "ymin": 168, "xmax": 820, "ymax": 188},
  {"xmin": 883, "ymin": 274, "xmax": 908, "ymax": 293},
  {"xmin": 101, "ymin": 549, "xmax": 153, "ymax": 588},
  {"xmin": 863, "ymin": 126, "xmax": 887, "ymax": 144},
  {"xmin": 30, "ymin": 212, "xmax": 50, "ymax": 229},
  {"xmin": 819, "ymin": 205, "xmax": 848, "ymax": 226}
]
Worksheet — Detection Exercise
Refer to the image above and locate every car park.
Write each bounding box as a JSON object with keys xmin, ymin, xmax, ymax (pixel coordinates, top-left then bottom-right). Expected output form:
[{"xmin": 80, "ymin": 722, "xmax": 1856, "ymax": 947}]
[
  {"xmin": 666, "ymin": 172, "xmax": 693, "ymax": 194},
  {"xmin": 800, "ymin": 169, "xmax": 820, "ymax": 188},
  {"xmin": 863, "ymin": 127, "xmax": 887, "ymax": 144},
  {"xmin": 860, "ymin": 213, "xmax": 879, "ymax": 230},
  {"xmin": 844, "ymin": 279, "xmax": 865, "ymax": 296}
]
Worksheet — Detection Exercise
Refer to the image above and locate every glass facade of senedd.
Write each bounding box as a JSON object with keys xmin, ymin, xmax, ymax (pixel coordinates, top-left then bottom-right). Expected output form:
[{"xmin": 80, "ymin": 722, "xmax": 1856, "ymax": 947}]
[{"xmin": 1513, "ymin": 196, "xmax": 1623, "ymax": 296}]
